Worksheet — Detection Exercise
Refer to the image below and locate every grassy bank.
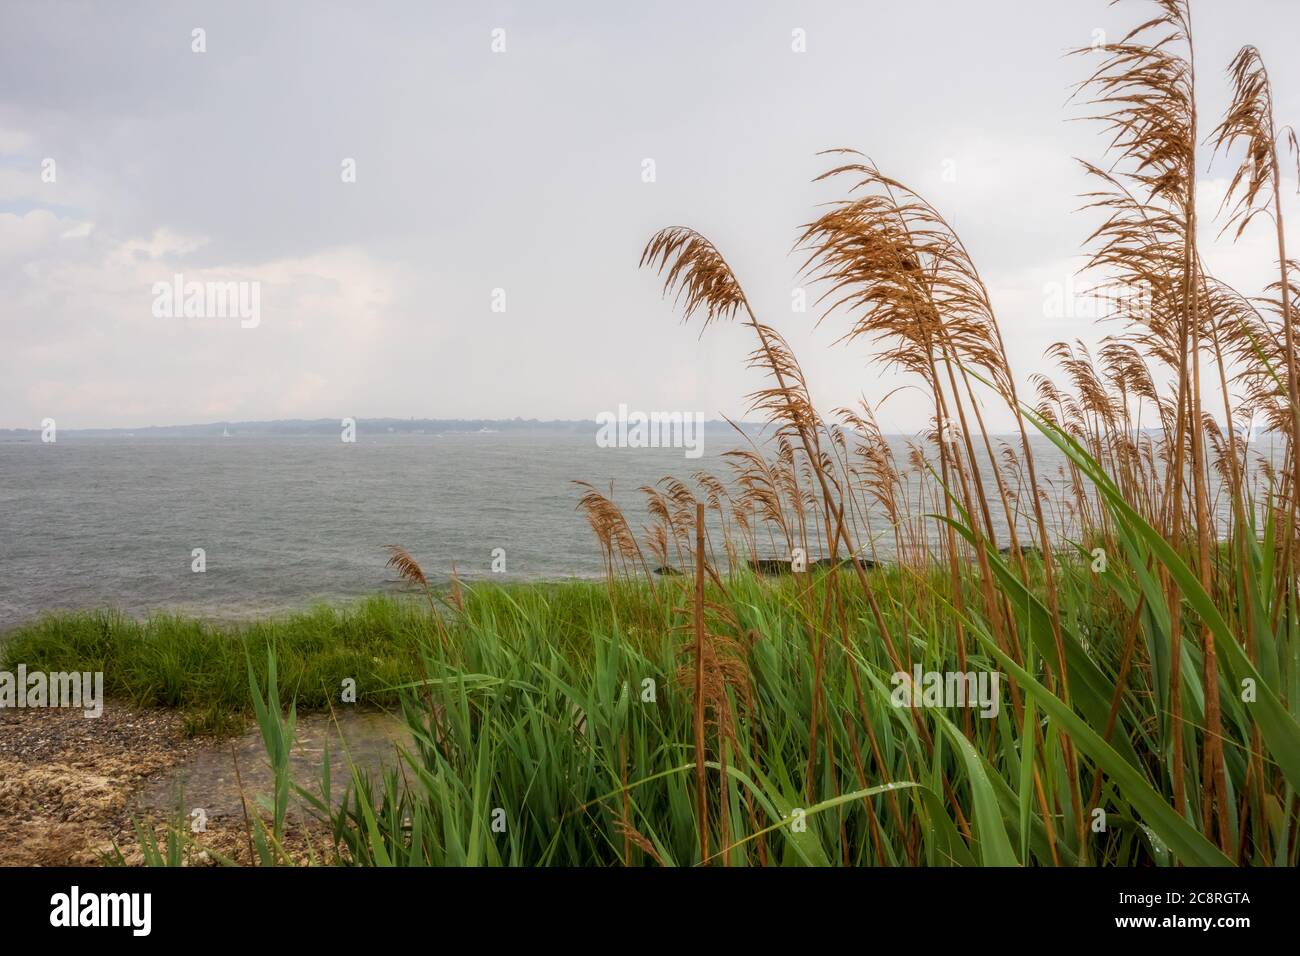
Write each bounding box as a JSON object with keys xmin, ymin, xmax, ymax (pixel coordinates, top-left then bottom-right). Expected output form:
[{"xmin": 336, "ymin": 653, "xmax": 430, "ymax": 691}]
[
  {"xmin": 1, "ymin": 582, "xmax": 667, "ymax": 736},
  {"xmin": 6, "ymin": 547, "xmax": 1287, "ymax": 866},
  {"xmin": 0, "ymin": 569, "xmax": 952, "ymax": 735},
  {"xmin": 1, "ymin": 596, "xmax": 438, "ymax": 735}
]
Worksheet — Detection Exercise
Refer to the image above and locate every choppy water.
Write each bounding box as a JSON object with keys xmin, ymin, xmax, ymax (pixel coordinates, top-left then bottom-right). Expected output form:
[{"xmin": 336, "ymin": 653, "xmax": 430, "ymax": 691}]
[
  {"xmin": 0, "ymin": 431, "xmax": 712, "ymax": 630},
  {"xmin": 0, "ymin": 426, "xmax": 1259, "ymax": 631}
]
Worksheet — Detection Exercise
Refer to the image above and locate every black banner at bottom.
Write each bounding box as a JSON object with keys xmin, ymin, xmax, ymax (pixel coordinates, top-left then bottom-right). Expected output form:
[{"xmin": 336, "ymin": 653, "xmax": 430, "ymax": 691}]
[{"xmin": 0, "ymin": 865, "xmax": 1286, "ymax": 942}]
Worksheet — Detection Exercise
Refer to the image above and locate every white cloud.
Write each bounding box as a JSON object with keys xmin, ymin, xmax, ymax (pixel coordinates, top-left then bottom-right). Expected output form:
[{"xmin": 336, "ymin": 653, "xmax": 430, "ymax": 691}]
[{"xmin": 0, "ymin": 210, "xmax": 403, "ymax": 428}]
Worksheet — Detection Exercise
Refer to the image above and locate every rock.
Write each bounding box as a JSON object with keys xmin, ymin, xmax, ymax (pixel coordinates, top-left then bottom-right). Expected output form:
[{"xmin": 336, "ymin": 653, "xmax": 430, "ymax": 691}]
[
  {"xmin": 747, "ymin": 556, "xmax": 877, "ymax": 574},
  {"xmin": 814, "ymin": 557, "xmax": 876, "ymax": 570},
  {"xmin": 998, "ymin": 544, "xmax": 1043, "ymax": 557}
]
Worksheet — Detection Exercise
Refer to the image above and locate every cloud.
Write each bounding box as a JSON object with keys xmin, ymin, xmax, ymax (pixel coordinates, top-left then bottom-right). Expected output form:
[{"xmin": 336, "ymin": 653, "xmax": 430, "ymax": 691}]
[
  {"xmin": 1, "ymin": 0, "xmax": 1298, "ymax": 430},
  {"xmin": 0, "ymin": 208, "xmax": 402, "ymax": 427}
]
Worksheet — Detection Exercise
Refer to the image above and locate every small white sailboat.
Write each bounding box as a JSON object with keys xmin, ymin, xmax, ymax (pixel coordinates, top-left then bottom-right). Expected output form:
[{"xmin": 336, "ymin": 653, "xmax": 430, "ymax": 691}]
[{"xmin": 222, "ymin": 425, "xmax": 232, "ymax": 438}]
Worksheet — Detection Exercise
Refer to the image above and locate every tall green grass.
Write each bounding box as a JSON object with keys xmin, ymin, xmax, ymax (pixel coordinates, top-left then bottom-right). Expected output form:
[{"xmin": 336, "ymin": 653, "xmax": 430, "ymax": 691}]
[{"xmin": 14, "ymin": 509, "xmax": 1283, "ymax": 866}]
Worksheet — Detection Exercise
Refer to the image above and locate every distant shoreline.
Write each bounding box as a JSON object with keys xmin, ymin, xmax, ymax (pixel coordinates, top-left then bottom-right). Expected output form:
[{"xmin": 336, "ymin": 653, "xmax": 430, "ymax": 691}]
[
  {"xmin": 0, "ymin": 417, "xmax": 1213, "ymax": 441},
  {"xmin": 0, "ymin": 417, "xmax": 770, "ymax": 439}
]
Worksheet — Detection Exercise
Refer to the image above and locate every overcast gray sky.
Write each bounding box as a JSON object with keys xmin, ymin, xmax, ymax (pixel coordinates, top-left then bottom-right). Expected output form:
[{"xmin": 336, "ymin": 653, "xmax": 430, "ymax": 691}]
[{"xmin": 2, "ymin": 0, "xmax": 1298, "ymax": 431}]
